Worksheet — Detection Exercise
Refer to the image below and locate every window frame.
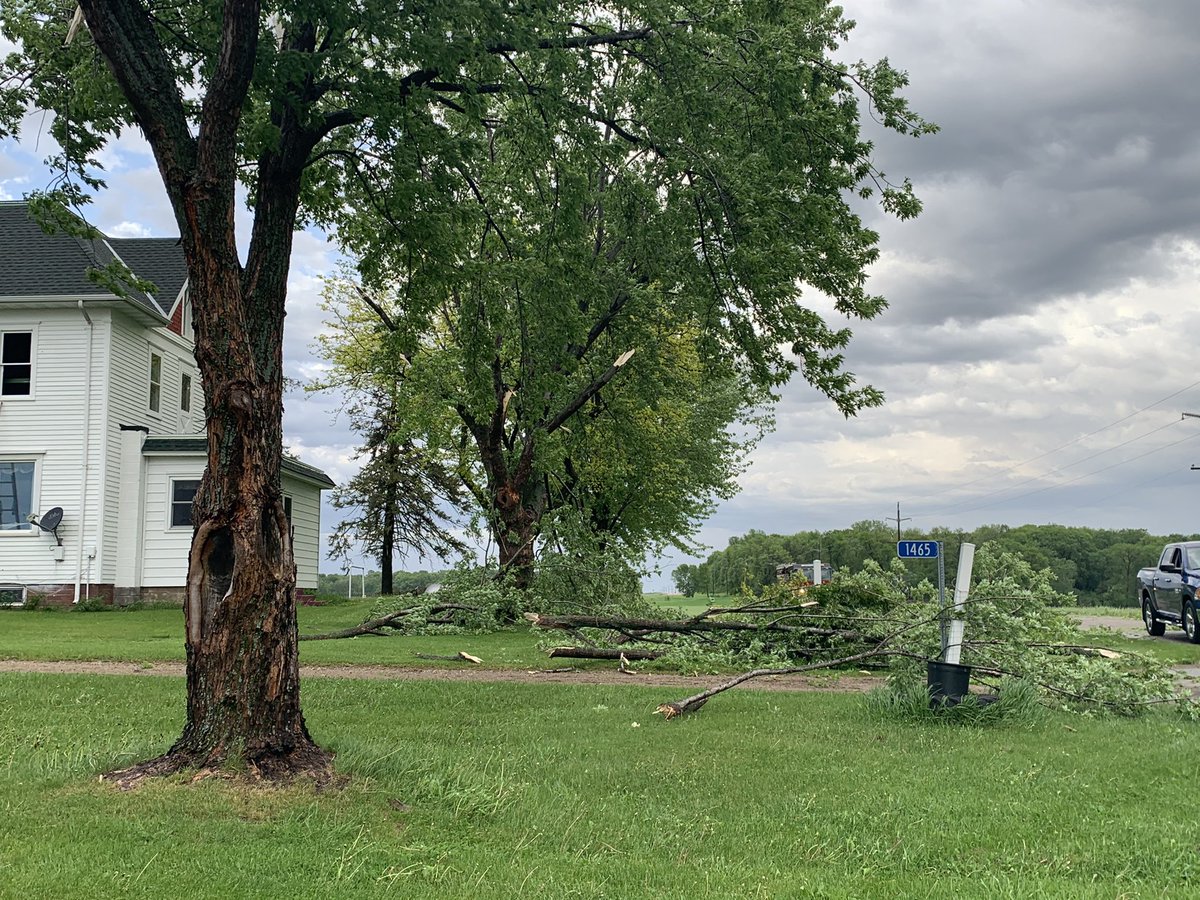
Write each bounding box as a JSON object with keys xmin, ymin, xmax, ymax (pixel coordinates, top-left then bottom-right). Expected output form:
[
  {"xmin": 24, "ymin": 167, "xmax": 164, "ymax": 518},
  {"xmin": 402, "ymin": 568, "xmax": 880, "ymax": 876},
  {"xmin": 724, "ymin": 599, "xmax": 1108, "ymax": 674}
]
[
  {"xmin": 0, "ymin": 584, "xmax": 26, "ymax": 607},
  {"xmin": 168, "ymin": 477, "xmax": 200, "ymax": 530},
  {"xmin": 180, "ymin": 294, "xmax": 193, "ymax": 342},
  {"xmin": 283, "ymin": 494, "xmax": 295, "ymax": 540},
  {"xmin": 0, "ymin": 328, "xmax": 35, "ymax": 399},
  {"xmin": 0, "ymin": 456, "xmax": 40, "ymax": 536},
  {"xmin": 148, "ymin": 351, "xmax": 163, "ymax": 414},
  {"xmin": 180, "ymin": 372, "xmax": 192, "ymax": 413}
]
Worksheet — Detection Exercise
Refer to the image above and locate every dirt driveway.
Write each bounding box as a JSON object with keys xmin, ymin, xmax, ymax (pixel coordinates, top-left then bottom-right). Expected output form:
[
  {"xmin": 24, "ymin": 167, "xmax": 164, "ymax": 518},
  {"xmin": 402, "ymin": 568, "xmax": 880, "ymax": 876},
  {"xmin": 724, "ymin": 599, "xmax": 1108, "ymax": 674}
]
[
  {"xmin": 1073, "ymin": 614, "xmax": 1145, "ymax": 637},
  {"xmin": 1, "ymin": 613, "xmax": 1193, "ymax": 695},
  {"xmin": 0, "ymin": 658, "xmax": 882, "ymax": 694}
]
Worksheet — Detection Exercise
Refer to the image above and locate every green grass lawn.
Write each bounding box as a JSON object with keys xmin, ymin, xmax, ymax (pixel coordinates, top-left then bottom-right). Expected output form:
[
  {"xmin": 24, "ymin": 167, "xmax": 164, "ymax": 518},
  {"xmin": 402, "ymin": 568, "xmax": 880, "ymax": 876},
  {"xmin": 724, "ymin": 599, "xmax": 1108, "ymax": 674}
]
[
  {"xmin": 1, "ymin": 672, "xmax": 1198, "ymax": 898},
  {"xmin": 0, "ymin": 602, "xmax": 555, "ymax": 670}
]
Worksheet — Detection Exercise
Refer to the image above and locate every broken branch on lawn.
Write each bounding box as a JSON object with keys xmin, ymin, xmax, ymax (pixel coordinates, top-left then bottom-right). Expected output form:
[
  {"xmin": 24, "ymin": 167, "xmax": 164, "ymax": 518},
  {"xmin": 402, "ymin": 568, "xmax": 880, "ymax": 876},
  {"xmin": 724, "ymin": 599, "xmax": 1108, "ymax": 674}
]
[{"xmin": 299, "ymin": 603, "xmax": 480, "ymax": 640}]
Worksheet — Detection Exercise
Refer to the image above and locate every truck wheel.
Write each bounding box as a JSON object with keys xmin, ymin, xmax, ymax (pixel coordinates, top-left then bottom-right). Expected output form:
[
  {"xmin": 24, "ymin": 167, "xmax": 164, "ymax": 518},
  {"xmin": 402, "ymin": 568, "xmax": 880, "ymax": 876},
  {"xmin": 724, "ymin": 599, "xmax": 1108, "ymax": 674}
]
[
  {"xmin": 1186, "ymin": 602, "xmax": 1200, "ymax": 645},
  {"xmin": 1143, "ymin": 599, "xmax": 1165, "ymax": 636}
]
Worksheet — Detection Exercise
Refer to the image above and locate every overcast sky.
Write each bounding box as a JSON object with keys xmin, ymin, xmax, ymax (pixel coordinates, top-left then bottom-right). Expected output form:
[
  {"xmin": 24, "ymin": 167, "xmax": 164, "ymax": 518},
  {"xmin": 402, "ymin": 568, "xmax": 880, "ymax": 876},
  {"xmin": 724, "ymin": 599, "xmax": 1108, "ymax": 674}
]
[{"xmin": 4, "ymin": 1, "xmax": 1200, "ymax": 589}]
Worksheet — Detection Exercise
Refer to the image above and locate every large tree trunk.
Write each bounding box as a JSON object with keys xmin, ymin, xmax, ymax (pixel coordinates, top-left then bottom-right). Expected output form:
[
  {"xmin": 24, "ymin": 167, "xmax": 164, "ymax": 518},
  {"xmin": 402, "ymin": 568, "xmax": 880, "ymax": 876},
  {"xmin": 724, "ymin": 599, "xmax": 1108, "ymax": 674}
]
[
  {"xmin": 380, "ymin": 443, "xmax": 397, "ymax": 595},
  {"xmin": 83, "ymin": 1, "xmax": 331, "ymax": 783},
  {"xmin": 173, "ymin": 246, "xmax": 317, "ymax": 774},
  {"xmin": 495, "ymin": 491, "xmax": 538, "ymax": 591}
]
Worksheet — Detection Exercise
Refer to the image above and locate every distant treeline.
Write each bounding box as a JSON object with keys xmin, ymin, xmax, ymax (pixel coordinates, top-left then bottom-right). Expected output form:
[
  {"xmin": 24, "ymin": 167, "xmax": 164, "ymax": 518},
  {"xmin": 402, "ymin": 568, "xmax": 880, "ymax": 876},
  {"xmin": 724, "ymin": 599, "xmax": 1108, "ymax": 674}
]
[
  {"xmin": 671, "ymin": 522, "xmax": 1200, "ymax": 606},
  {"xmin": 317, "ymin": 570, "xmax": 445, "ymax": 598}
]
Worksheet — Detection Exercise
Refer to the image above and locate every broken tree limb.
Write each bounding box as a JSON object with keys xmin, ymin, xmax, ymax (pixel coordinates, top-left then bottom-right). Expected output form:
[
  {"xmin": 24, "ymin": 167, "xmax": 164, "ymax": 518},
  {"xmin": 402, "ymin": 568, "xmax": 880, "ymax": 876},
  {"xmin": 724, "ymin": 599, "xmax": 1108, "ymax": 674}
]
[
  {"xmin": 413, "ymin": 651, "xmax": 483, "ymax": 664},
  {"xmin": 547, "ymin": 646, "xmax": 664, "ymax": 661},
  {"xmin": 299, "ymin": 603, "xmax": 480, "ymax": 641},
  {"xmin": 525, "ymin": 612, "xmax": 864, "ymax": 641},
  {"xmin": 298, "ymin": 609, "xmax": 413, "ymax": 641},
  {"xmin": 655, "ymin": 645, "xmax": 894, "ymax": 719}
]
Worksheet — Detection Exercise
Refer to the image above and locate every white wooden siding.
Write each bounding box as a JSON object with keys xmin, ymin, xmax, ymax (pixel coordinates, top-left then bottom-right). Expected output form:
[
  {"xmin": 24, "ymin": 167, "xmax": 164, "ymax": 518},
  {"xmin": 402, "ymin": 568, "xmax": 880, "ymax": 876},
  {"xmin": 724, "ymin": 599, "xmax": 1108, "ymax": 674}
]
[
  {"xmin": 283, "ymin": 473, "xmax": 323, "ymax": 590},
  {"xmin": 140, "ymin": 456, "xmax": 202, "ymax": 587},
  {"xmin": 100, "ymin": 312, "xmax": 200, "ymax": 581},
  {"xmin": 0, "ymin": 300, "xmax": 324, "ymax": 596},
  {"xmin": 0, "ymin": 307, "xmax": 109, "ymax": 588}
]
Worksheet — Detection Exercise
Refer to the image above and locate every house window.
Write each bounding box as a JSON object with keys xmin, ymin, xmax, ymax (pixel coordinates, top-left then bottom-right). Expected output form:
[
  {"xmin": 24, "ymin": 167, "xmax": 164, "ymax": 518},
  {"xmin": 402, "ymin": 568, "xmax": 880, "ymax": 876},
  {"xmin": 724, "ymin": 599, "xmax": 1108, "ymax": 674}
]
[
  {"xmin": 170, "ymin": 479, "xmax": 200, "ymax": 528},
  {"xmin": 180, "ymin": 373, "xmax": 192, "ymax": 413},
  {"xmin": 0, "ymin": 460, "xmax": 35, "ymax": 531},
  {"xmin": 0, "ymin": 585, "xmax": 26, "ymax": 606},
  {"xmin": 149, "ymin": 353, "xmax": 162, "ymax": 413},
  {"xmin": 1, "ymin": 331, "xmax": 32, "ymax": 396}
]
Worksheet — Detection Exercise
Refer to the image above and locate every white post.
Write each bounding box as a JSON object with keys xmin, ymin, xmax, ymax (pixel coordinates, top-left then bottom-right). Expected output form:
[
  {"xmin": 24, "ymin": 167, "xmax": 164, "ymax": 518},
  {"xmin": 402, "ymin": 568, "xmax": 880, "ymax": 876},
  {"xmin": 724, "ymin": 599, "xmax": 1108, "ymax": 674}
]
[
  {"xmin": 812, "ymin": 559, "xmax": 822, "ymax": 584},
  {"xmin": 944, "ymin": 542, "xmax": 975, "ymax": 665},
  {"xmin": 113, "ymin": 426, "xmax": 148, "ymax": 605}
]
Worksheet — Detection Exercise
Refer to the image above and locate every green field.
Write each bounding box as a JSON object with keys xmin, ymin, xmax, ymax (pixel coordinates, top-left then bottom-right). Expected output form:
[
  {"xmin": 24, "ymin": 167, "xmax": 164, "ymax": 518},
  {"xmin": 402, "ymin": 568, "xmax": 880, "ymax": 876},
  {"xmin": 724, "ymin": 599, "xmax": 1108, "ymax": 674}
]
[{"xmin": 1, "ymin": 671, "xmax": 1198, "ymax": 899}]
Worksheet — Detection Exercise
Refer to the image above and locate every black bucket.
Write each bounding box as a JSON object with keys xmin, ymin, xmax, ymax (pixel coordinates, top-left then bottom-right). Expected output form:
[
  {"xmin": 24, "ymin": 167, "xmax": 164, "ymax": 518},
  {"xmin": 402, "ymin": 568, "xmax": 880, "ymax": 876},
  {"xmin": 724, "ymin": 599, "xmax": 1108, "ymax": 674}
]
[{"xmin": 927, "ymin": 660, "xmax": 971, "ymax": 707}]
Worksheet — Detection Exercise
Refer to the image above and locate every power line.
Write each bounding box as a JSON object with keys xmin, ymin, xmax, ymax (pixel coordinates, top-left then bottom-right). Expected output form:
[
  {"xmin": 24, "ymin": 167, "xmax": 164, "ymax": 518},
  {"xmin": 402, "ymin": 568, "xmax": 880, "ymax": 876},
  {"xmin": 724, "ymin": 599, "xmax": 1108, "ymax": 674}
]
[
  {"xmin": 931, "ymin": 429, "xmax": 1200, "ymax": 520},
  {"xmin": 919, "ymin": 418, "xmax": 1184, "ymax": 519},
  {"xmin": 918, "ymin": 377, "xmax": 1200, "ymax": 503}
]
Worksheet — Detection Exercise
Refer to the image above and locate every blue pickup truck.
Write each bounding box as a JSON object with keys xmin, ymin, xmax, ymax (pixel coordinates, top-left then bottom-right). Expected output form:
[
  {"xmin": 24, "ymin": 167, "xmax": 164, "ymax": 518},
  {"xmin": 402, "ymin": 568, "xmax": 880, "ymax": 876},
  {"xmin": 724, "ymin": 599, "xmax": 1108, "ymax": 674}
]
[{"xmin": 1138, "ymin": 542, "xmax": 1200, "ymax": 642}]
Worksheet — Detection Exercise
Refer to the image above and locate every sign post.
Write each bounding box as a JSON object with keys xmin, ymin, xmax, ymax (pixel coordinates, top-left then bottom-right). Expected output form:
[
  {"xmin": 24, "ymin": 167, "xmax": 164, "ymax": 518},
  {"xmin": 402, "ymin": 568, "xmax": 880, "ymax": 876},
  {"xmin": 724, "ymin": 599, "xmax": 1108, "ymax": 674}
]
[{"xmin": 897, "ymin": 540, "xmax": 948, "ymax": 656}]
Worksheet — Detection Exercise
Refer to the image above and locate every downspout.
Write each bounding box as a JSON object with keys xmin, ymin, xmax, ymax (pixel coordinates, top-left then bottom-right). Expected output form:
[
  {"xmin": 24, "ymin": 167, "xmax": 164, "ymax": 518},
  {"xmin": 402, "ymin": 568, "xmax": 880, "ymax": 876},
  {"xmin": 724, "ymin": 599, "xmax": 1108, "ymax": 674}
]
[{"xmin": 75, "ymin": 300, "xmax": 94, "ymax": 605}]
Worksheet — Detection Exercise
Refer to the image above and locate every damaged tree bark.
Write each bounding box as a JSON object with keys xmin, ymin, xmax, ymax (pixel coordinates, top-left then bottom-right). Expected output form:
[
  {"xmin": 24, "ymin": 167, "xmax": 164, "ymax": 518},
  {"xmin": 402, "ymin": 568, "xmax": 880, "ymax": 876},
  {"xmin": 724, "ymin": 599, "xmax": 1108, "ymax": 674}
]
[{"xmin": 80, "ymin": 1, "xmax": 339, "ymax": 784}]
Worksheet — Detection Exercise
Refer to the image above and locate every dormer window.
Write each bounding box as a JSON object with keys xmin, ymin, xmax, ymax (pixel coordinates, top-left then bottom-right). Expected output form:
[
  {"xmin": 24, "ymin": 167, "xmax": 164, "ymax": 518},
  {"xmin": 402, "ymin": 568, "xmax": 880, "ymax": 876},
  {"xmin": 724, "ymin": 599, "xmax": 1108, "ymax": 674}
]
[
  {"xmin": 1, "ymin": 331, "xmax": 32, "ymax": 397},
  {"xmin": 180, "ymin": 294, "xmax": 193, "ymax": 341}
]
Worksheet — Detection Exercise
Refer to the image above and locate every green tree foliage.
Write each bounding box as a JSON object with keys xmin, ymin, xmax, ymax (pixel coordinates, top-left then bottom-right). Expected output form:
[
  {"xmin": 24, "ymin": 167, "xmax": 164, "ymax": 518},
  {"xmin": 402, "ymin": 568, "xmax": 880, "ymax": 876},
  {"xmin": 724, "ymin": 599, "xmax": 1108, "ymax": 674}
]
[
  {"xmin": 312, "ymin": 299, "xmax": 468, "ymax": 594},
  {"xmin": 1, "ymin": 0, "xmax": 929, "ymax": 771},
  {"xmin": 679, "ymin": 522, "xmax": 1195, "ymax": 604},
  {"xmin": 309, "ymin": 4, "xmax": 932, "ymax": 585}
]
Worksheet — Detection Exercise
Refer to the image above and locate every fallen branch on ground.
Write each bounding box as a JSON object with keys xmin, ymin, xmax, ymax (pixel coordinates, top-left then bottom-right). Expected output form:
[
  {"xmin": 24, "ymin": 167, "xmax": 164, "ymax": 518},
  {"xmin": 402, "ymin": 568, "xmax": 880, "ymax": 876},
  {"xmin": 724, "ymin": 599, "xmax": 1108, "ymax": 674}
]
[
  {"xmin": 413, "ymin": 651, "xmax": 483, "ymax": 664},
  {"xmin": 547, "ymin": 646, "xmax": 663, "ymax": 661},
  {"xmin": 655, "ymin": 645, "xmax": 897, "ymax": 719},
  {"xmin": 299, "ymin": 603, "xmax": 480, "ymax": 641},
  {"xmin": 525, "ymin": 611, "xmax": 864, "ymax": 641}
]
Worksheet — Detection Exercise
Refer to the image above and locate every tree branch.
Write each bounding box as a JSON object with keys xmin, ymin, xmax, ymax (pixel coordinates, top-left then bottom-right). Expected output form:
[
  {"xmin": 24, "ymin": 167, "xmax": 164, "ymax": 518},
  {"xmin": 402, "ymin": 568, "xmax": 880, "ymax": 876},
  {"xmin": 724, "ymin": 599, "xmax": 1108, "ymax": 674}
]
[
  {"xmin": 544, "ymin": 350, "xmax": 635, "ymax": 435},
  {"xmin": 77, "ymin": 0, "xmax": 197, "ymax": 195}
]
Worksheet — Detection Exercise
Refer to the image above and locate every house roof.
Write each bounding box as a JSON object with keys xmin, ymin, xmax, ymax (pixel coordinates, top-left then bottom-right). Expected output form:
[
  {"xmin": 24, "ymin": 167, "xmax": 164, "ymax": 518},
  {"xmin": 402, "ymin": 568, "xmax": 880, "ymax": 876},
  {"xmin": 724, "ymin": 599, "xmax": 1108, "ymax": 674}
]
[
  {"xmin": 0, "ymin": 200, "xmax": 185, "ymax": 317},
  {"xmin": 141, "ymin": 435, "xmax": 336, "ymax": 488}
]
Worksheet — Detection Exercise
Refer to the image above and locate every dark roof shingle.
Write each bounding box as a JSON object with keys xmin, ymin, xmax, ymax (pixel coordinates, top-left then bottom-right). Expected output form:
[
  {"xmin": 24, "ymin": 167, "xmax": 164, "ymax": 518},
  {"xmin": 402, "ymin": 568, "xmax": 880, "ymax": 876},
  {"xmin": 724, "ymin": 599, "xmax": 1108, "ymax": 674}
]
[
  {"xmin": 0, "ymin": 200, "xmax": 185, "ymax": 316},
  {"xmin": 141, "ymin": 436, "xmax": 336, "ymax": 488}
]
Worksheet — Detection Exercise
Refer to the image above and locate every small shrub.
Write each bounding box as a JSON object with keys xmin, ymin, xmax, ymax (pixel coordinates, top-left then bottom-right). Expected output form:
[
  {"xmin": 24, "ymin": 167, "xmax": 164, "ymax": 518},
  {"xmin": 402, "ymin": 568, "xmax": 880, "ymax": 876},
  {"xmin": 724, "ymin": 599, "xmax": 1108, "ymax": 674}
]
[
  {"xmin": 864, "ymin": 675, "xmax": 1043, "ymax": 726},
  {"xmin": 74, "ymin": 596, "xmax": 111, "ymax": 612}
]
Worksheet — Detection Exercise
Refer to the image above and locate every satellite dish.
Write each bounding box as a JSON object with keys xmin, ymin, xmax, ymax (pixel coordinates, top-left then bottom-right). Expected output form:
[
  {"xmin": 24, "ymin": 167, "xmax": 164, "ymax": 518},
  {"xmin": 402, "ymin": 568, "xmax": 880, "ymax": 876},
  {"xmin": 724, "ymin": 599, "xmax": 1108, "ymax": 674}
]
[{"xmin": 38, "ymin": 507, "xmax": 63, "ymax": 533}]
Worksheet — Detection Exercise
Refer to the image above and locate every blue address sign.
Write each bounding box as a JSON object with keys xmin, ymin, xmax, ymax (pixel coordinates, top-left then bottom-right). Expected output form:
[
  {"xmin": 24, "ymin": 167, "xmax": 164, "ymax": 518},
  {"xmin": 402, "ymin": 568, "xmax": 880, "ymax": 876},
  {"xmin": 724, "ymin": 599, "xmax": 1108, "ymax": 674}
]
[{"xmin": 897, "ymin": 541, "xmax": 939, "ymax": 559}]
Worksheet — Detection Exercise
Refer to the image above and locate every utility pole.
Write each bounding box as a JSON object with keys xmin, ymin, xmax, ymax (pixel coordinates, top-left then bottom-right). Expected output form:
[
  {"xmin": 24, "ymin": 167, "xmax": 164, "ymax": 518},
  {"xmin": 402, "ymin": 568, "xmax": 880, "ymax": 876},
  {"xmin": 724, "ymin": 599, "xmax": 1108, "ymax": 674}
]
[
  {"xmin": 889, "ymin": 502, "xmax": 912, "ymax": 541},
  {"xmin": 1185, "ymin": 414, "xmax": 1200, "ymax": 469}
]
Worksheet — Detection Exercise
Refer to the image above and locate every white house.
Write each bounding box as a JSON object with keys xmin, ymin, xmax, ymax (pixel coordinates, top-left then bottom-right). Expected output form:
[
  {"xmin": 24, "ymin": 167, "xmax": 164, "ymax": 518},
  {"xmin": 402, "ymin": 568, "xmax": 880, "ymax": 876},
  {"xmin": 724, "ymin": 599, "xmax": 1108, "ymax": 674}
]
[{"xmin": 0, "ymin": 200, "xmax": 333, "ymax": 606}]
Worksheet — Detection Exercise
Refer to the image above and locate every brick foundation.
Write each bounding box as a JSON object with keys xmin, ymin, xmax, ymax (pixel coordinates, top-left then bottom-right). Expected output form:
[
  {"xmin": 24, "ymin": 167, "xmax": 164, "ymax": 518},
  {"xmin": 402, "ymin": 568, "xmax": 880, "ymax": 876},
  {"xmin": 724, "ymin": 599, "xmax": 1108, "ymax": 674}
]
[
  {"xmin": 24, "ymin": 583, "xmax": 115, "ymax": 608},
  {"xmin": 21, "ymin": 584, "xmax": 318, "ymax": 607}
]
